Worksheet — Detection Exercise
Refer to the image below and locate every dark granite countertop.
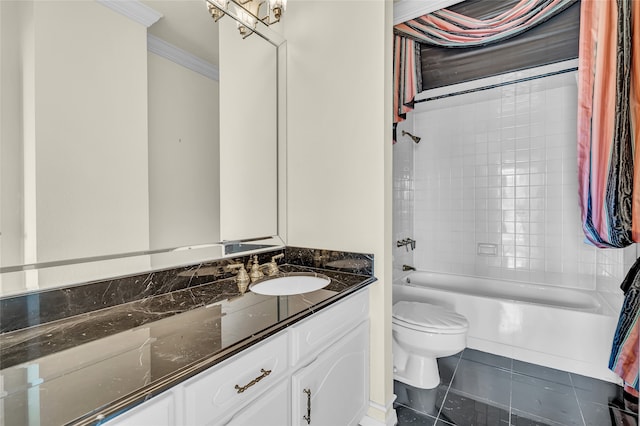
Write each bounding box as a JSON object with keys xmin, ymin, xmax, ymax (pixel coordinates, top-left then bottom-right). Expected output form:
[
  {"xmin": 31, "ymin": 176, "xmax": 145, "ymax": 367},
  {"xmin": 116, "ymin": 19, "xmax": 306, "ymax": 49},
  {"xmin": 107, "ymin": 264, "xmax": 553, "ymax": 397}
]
[{"xmin": 0, "ymin": 248, "xmax": 375, "ymax": 426}]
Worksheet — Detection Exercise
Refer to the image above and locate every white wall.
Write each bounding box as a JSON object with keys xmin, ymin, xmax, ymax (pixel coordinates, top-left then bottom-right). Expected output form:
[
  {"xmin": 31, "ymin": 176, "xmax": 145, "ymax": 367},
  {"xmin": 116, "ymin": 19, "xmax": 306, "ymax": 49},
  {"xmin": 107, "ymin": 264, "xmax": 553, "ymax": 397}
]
[
  {"xmin": 283, "ymin": 1, "xmax": 394, "ymax": 423},
  {"xmin": 148, "ymin": 52, "xmax": 220, "ymax": 250},
  {"xmin": 33, "ymin": 1, "xmax": 150, "ymax": 263},
  {"xmin": 404, "ymin": 64, "xmax": 636, "ymax": 301}
]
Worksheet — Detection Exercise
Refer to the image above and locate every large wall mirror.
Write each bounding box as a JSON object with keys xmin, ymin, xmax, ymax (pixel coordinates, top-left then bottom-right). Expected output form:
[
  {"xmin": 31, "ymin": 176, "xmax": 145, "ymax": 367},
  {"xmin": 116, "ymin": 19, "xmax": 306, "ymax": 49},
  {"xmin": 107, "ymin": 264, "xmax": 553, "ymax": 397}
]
[{"xmin": 0, "ymin": 0, "xmax": 284, "ymax": 297}]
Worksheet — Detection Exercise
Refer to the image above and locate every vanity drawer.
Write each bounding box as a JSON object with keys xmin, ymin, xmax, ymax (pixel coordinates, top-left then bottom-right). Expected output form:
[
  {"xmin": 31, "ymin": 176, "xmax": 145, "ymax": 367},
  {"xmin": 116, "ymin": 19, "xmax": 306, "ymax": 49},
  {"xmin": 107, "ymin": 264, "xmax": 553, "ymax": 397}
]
[
  {"xmin": 290, "ymin": 289, "xmax": 369, "ymax": 365},
  {"xmin": 182, "ymin": 332, "xmax": 288, "ymax": 426}
]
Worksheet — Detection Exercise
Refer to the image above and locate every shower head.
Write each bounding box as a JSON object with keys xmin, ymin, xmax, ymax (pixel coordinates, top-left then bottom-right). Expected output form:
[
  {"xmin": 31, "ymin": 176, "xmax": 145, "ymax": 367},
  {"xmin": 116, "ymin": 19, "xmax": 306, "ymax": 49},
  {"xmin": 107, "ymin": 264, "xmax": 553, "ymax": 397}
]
[{"xmin": 401, "ymin": 130, "xmax": 421, "ymax": 144}]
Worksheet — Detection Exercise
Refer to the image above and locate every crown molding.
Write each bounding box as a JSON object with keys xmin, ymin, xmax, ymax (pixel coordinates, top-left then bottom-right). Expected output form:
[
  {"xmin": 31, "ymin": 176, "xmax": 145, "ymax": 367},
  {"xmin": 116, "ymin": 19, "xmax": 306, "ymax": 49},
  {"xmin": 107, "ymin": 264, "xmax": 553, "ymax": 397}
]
[
  {"xmin": 97, "ymin": 0, "xmax": 163, "ymax": 28},
  {"xmin": 147, "ymin": 34, "xmax": 220, "ymax": 82},
  {"xmin": 393, "ymin": 0, "xmax": 464, "ymax": 25}
]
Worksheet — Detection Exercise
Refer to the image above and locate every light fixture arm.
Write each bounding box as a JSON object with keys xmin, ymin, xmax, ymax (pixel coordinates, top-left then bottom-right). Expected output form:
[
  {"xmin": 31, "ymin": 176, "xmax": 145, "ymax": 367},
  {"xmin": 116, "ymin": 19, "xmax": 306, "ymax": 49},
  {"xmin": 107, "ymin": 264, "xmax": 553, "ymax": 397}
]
[{"xmin": 205, "ymin": 0, "xmax": 285, "ymax": 38}]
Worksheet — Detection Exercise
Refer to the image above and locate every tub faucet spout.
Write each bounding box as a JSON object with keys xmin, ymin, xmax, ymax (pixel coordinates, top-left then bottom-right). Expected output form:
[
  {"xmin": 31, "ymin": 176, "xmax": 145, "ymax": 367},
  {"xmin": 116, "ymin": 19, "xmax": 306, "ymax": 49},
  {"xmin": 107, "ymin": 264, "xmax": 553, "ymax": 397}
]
[{"xmin": 402, "ymin": 265, "xmax": 416, "ymax": 271}]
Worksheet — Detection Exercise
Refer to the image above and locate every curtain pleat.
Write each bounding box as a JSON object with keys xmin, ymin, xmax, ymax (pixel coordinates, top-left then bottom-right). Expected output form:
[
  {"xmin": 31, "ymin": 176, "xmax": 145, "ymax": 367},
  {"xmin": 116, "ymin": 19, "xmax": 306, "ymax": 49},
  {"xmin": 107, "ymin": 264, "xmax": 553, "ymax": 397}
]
[
  {"xmin": 631, "ymin": 1, "xmax": 640, "ymax": 242},
  {"xmin": 577, "ymin": 0, "xmax": 640, "ymax": 248},
  {"xmin": 609, "ymin": 286, "xmax": 639, "ymax": 395},
  {"xmin": 609, "ymin": 258, "xmax": 640, "ymax": 397},
  {"xmin": 393, "ymin": 35, "xmax": 419, "ymax": 137},
  {"xmin": 395, "ymin": 0, "xmax": 577, "ymax": 48}
]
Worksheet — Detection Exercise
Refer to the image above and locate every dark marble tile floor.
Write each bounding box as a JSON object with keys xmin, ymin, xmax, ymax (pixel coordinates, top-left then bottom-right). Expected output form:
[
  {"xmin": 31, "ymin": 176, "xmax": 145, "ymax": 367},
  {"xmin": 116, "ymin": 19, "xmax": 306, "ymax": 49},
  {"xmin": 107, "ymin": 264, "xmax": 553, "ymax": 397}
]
[{"xmin": 395, "ymin": 348, "xmax": 638, "ymax": 426}]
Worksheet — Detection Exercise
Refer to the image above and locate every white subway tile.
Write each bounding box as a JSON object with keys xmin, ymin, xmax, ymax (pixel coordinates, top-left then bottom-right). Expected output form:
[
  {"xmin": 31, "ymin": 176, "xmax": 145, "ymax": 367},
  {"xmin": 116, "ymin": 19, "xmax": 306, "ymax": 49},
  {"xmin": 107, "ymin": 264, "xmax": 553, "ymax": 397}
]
[
  {"xmin": 502, "ymin": 175, "xmax": 516, "ymax": 187},
  {"xmin": 484, "ymin": 176, "xmax": 499, "ymax": 187},
  {"xmin": 402, "ymin": 73, "xmax": 628, "ymax": 291}
]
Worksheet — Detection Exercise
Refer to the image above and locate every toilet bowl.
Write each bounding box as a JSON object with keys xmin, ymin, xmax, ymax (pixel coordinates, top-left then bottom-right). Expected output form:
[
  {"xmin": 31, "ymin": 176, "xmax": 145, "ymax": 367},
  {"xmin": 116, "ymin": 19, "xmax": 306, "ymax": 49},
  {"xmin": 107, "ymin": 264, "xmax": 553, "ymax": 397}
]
[{"xmin": 392, "ymin": 301, "xmax": 468, "ymax": 389}]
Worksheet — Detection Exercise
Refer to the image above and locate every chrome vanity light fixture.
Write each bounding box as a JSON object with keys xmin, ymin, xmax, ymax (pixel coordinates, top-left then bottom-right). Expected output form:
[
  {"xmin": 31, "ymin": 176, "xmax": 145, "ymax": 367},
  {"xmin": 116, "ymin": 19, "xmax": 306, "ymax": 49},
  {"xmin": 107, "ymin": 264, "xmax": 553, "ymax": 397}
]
[{"xmin": 205, "ymin": 0, "xmax": 287, "ymax": 39}]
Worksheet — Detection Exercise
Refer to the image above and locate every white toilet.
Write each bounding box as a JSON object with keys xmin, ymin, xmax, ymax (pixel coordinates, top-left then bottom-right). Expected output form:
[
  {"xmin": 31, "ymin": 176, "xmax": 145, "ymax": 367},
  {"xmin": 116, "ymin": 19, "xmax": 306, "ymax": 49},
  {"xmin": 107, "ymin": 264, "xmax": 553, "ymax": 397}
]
[{"xmin": 392, "ymin": 301, "xmax": 469, "ymax": 389}]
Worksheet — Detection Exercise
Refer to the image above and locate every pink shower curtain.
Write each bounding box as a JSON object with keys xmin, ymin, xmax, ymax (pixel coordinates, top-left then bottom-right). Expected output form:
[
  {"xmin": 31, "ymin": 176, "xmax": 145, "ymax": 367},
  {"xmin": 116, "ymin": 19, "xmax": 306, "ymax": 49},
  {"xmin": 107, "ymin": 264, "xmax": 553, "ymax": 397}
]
[
  {"xmin": 579, "ymin": 0, "xmax": 640, "ymax": 399},
  {"xmin": 577, "ymin": 0, "xmax": 640, "ymax": 249},
  {"xmin": 393, "ymin": 35, "xmax": 418, "ymax": 131}
]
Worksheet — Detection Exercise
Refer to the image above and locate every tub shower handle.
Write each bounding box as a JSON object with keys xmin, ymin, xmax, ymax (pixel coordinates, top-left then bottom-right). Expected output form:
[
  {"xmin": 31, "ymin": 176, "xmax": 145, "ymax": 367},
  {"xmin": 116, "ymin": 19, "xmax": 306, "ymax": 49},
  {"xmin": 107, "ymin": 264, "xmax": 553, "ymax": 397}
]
[
  {"xmin": 396, "ymin": 238, "xmax": 416, "ymax": 251},
  {"xmin": 234, "ymin": 368, "xmax": 271, "ymax": 393},
  {"xmin": 303, "ymin": 388, "xmax": 311, "ymax": 424}
]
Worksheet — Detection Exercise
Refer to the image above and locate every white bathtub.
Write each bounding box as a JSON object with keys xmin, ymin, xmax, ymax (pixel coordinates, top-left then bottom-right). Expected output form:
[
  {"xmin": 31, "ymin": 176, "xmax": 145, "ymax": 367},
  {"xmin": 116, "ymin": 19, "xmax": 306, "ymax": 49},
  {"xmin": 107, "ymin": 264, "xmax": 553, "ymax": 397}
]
[{"xmin": 393, "ymin": 271, "xmax": 622, "ymax": 383}]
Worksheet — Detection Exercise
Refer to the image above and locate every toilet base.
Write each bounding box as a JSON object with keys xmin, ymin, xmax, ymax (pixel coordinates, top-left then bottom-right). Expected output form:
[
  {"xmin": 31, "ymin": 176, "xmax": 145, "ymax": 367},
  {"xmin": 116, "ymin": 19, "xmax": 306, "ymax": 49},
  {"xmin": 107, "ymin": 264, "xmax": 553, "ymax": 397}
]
[{"xmin": 393, "ymin": 354, "xmax": 440, "ymax": 389}]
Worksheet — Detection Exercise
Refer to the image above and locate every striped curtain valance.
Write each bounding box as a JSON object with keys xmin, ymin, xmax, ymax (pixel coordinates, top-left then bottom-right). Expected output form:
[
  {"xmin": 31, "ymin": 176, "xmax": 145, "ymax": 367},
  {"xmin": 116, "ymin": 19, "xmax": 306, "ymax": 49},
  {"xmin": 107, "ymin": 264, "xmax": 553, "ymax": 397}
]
[
  {"xmin": 577, "ymin": 0, "xmax": 640, "ymax": 249},
  {"xmin": 393, "ymin": 0, "xmax": 578, "ymax": 131},
  {"xmin": 395, "ymin": 0, "xmax": 578, "ymax": 48}
]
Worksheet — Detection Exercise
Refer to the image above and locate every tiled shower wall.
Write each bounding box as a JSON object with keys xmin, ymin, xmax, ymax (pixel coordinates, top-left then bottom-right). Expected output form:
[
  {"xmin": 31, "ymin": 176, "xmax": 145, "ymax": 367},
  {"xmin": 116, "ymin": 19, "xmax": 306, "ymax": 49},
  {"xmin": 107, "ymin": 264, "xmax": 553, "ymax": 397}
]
[
  {"xmin": 399, "ymin": 66, "xmax": 636, "ymax": 294},
  {"xmin": 393, "ymin": 115, "xmax": 415, "ymax": 277}
]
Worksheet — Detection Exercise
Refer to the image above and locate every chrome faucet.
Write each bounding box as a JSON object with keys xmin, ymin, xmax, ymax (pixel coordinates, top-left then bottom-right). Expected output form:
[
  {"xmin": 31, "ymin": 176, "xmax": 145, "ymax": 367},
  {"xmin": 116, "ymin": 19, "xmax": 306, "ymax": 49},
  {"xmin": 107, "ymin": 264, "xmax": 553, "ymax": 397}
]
[
  {"xmin": 396, "ymin": 238, "xmax": 416, "ymax": 251},
  {"xmin": 402, "ymin": 265, "xmax": 416, "ymax": 271}
]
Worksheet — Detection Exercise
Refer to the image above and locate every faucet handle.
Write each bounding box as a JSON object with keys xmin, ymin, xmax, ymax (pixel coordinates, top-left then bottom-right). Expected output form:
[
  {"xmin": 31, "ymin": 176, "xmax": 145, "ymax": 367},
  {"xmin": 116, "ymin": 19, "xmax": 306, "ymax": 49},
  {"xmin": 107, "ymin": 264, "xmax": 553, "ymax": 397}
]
[
  {"xmin": 226, "ymin": 262, "xmax": 244, "ymax": 271},
  {"xmin": 227, "ymin": 263, "xmax": 249, "ymax": 278},
  {"xmin": 263, "ymin": 253, "xmax": 284, "ymax": 276}
]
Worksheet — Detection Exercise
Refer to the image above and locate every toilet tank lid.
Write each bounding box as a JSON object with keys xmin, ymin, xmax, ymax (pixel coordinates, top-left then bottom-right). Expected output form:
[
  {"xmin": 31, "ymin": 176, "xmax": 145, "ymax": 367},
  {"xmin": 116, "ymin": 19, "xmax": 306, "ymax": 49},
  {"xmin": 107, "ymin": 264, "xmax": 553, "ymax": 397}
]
[{"xmin": 392, "ymin": 301, "xmax": 468, "ymax": 330}]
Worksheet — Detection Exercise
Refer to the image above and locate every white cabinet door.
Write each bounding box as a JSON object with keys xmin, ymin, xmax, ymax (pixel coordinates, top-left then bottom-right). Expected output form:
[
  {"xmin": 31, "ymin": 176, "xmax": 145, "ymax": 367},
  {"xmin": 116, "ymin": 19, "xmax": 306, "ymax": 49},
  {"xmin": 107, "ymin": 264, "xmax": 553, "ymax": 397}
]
[
  {"xmin": 291, "ymin": 321, "xmax": 369, "ymax": 426},
  {"xmin": 226, "ymin": 379, "xmax": 289, "ymax": 426},
  {"xmin": 289, "ymin": 290, "xmax": 369, "ymax": 366},
  {"xmin": 106, "ymin": 392, "xmax": 175, "ymax": 426}
]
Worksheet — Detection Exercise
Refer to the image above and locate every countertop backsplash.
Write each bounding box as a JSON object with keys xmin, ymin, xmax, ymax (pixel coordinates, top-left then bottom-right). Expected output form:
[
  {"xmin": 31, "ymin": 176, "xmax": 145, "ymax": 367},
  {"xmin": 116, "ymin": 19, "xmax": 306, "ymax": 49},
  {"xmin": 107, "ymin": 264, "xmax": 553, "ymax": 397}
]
[
  {"xmin": 0, "ymin": 250, "xmax": 281, "ymax": 334},
  {"xmin": 0, "ymin": 247, "xmax": 373, "ymax": 335}
]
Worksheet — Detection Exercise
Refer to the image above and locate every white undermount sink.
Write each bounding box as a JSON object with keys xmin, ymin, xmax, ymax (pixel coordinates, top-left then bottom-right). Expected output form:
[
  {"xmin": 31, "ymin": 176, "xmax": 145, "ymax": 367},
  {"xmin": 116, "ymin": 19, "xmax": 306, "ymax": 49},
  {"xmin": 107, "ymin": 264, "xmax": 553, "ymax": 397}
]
[{"xmin": 249, "ymin": 273, "xmax": 331, "ymax": 296}]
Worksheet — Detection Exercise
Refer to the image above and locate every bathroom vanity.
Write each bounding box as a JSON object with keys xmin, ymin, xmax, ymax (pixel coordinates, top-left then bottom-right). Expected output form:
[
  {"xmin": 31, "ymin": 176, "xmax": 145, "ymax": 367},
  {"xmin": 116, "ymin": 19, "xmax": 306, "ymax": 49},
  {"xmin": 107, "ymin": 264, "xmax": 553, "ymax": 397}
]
[
  {"xmin": 0, "ymin": 247, "xmax": 374, "ymax": 426},
  {"xmin": 110, "ymin": 289, "xmax": 369, "ymax": 426}
]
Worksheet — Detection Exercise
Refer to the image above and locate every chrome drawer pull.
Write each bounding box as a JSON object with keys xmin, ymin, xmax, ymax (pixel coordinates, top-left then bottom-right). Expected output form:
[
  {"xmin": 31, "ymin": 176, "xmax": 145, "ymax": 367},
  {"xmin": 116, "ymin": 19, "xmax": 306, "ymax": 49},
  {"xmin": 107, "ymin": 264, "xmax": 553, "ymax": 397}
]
[
  {"xmin": 303, "ymin": 388, "xmax": 311, "ymax": 424},
  {"xmin": 234, "ymin": 368, "xmax": 272, "ymax": 394}
]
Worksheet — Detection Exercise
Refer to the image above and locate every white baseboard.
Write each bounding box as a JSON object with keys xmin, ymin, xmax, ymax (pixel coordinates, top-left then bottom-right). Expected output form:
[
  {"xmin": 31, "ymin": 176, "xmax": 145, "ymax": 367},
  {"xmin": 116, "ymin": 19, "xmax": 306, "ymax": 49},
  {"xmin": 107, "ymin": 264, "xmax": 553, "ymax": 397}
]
[
  {"xmin": 359, "ymin": 413, "xmax": 398, "ymax": 426},
  {"xmin": 360, "ymin": 397, "xmax": 398, "ymax": 426}
]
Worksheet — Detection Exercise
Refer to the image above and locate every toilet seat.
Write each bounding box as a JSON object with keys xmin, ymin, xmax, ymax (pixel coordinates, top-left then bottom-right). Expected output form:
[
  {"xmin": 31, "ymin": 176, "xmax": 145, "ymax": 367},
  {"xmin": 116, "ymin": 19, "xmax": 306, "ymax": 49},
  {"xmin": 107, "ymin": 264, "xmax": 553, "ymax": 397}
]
[{"xmin": 392, "ymin": 301, "xmax": 468, "ymax": 334}]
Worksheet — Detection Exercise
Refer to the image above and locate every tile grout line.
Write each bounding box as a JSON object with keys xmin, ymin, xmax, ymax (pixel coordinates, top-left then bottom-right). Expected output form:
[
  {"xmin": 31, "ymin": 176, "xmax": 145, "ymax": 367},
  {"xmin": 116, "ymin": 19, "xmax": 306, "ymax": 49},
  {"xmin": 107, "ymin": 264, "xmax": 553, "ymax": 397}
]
[
  {"xmin": 434, "ymin": 351, "xmax": 464, "ymax": 424},
  {"xmin": 568, "ymin": 373, "xmax": 587, "ymax": 426},
  {"xmin": 509, "ymin": 356, "xmax": 514, "ymax": 426}
]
